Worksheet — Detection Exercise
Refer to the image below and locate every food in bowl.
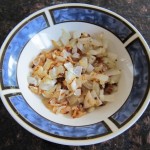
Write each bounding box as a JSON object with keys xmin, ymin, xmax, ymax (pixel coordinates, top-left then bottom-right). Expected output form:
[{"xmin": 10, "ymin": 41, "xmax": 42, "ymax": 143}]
[{"xmin": 27, "ymin": 30, "xmax": 121, "ymax": 118}]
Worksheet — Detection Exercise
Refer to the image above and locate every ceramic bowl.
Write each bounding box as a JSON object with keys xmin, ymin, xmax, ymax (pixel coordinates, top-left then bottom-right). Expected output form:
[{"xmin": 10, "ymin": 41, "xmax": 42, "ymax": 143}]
[{"xmin": 0, "ymin": 3, "xmax": 150, "ymax": 146}]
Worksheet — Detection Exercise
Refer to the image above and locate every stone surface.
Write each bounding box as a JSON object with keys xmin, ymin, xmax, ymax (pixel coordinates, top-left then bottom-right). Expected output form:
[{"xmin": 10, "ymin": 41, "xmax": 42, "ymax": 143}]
[{"xmin": 0, "ymin": 0, "xmax": 149, "ymax": 150}]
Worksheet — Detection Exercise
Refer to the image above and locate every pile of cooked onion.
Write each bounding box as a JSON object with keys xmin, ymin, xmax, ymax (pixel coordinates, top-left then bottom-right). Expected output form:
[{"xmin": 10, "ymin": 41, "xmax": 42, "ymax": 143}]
[{"xmin": 28, "ymin": 30, "xmax": 121, "ymax": 118}]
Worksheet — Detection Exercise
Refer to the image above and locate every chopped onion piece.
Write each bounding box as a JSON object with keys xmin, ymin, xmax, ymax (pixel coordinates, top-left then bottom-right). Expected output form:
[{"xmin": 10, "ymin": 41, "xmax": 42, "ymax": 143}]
[
  {"xmin": 73, "ymin": 31, "xmax": 81, "ymax": 39},
  {"xmin": 33, "ymin": 58, "xmax": 40, "ymax": 66},
  {"xmin": 74, "ymin": 89, "xmax": 81, "ymax": 96},
  {"xmin": 87, "ymin": 64, "xmax": 94, "ymax": 73},
  {"xmin": 58, "ymin": 89, "xmax": 68, "ymax": 101},
  {"xmin": 88, "ymin": 48, "xmax": 106, "ymax": 56},
  {"xmin": 51, "ymin": 40, "xmax": 62, "ymax": 50},
  {"xmin": 56, "ymin": 56, "xmax": 66, "ymax": 62},
  {"xmin": 43, "ymin": 59, "xmax": 52, "ymax": 70},
  {"xmin": 83, "ymin": 82, "xmax": 93, "ymax": 89},
  {"xmin": 39, "ymin": 83, "xmax": 52, "ymax": 91},
  {"xmin": 61, "ymin": 50, "xmax": 71, "ymax": 58},
  {"xmin": 27, "ymin": 76, "xmax": 38, "ymax": 86},
  {"xmin": 64, "ymin": 62, "xmax": 73, "ymax": 71},
  {"xmin": 42, "ymin": 86, "xmax": 57, "ymax": 98},
  {"xmin": 57, "ymin": 65, "xmax": 65, "ymax": 75},
  {"xmin": 78, "ymin": 37, "xmax": 91, "ymax": 44},
  {"xmin": 84, "ymin": 91, "xmax": 96, "ymax": 108},
  {"xmin": 88, "ymin": 56, "xmax": 96, "ymax": 64},
  {"xmin": 72, "ymin": 45, "xmax": 77, "ymax": 53},
  {"xmin": 87, "ymin": 107, "xmax": 95, "ymax": 113},
  {"xmin": 29, "ymin": 86, "xmax": 39, "ymax": 94},
  {"xmin": 79, "ymin": 57, "xmax": 88, "ymax": 69},
  {"xmin": 73, "ymin": 66, "xmax": 83, "ymax": 77},
  {"xmin": 88, "ymin": 50, "xmax": 99, "ymax": 55},
  {"xmin": 56, "ymin": 106, "xmax": 66, "ymax": 114},
  {"xmin": 67, "ymin": 95, "xmax": 78, "ymax": 105},
  {"xmin": 71, "ymin": 78, "xmax": 78, "ymax": 91},
  {"xmin": 91, "ymin": 90, "xmax": 102, "ymax": 106},
  {"xmin": 65, "ymin": 71, "xmax": 76, "ymax": 84},
  {"xmin": 70, "ymin": 39, "xmax": 77, "ymax": 47},
  {"xmin": 105, "ymin": 69, "xmax": 121, "ymax": 76},
  {"xmin": 72, "ymin": 52, "xmax": 80, "ymax": 58},
  {"xmin": 93, "ymin": 81, "xmax": 100, "ymax": 96},
  {"xmin": 56, "ymin": 83, "xmax": 61, "ymax": 91},
  {"xmin": 49, "ymin": 67, "xmax": 57, "ymax": 79},
  {"xmin": 96, "ymin": 74, "xmax": 109, "ymax": 83},
  {"xmin": 109, "ymin": 74, "xmax": 120, "ymax": 84},
  {"xmin": 99, "ymin": 89, "xmax": 104, "ymax": 101},
  {"xmin": 91, "ymin": 39, "xmax": 102, "ymax": 47},
  {"xmin": 39, "ymin": 78, "xmax": 56, "ymax": 91},
  {"xmin": 77, "ymin": 42, "xmax": 84, "ymax": 52},
  {"xmin": 60, "ymin": 29, "xmax": 71, "ymax": 45}
]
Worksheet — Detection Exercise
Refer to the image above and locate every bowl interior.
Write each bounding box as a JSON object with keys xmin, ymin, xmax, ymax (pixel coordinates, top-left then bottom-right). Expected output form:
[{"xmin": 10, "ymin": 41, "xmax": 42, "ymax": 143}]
[{"xmin": 17, "ymin": 22, "xmax": 133, "ymax": 126}]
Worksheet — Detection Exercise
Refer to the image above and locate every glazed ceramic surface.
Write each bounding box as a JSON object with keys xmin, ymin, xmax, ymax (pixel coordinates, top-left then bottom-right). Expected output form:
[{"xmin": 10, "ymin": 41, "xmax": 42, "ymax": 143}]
[{"xmin": 0, "ymin": 3, "xmax": 149, "ymax": 145}]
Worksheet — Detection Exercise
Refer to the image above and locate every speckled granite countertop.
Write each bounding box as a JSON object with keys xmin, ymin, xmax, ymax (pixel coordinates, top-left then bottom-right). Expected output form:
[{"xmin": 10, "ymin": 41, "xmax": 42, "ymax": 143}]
[{"xmin": 0, "ymin": 0, "xmax": 150, "ymax": 150}]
